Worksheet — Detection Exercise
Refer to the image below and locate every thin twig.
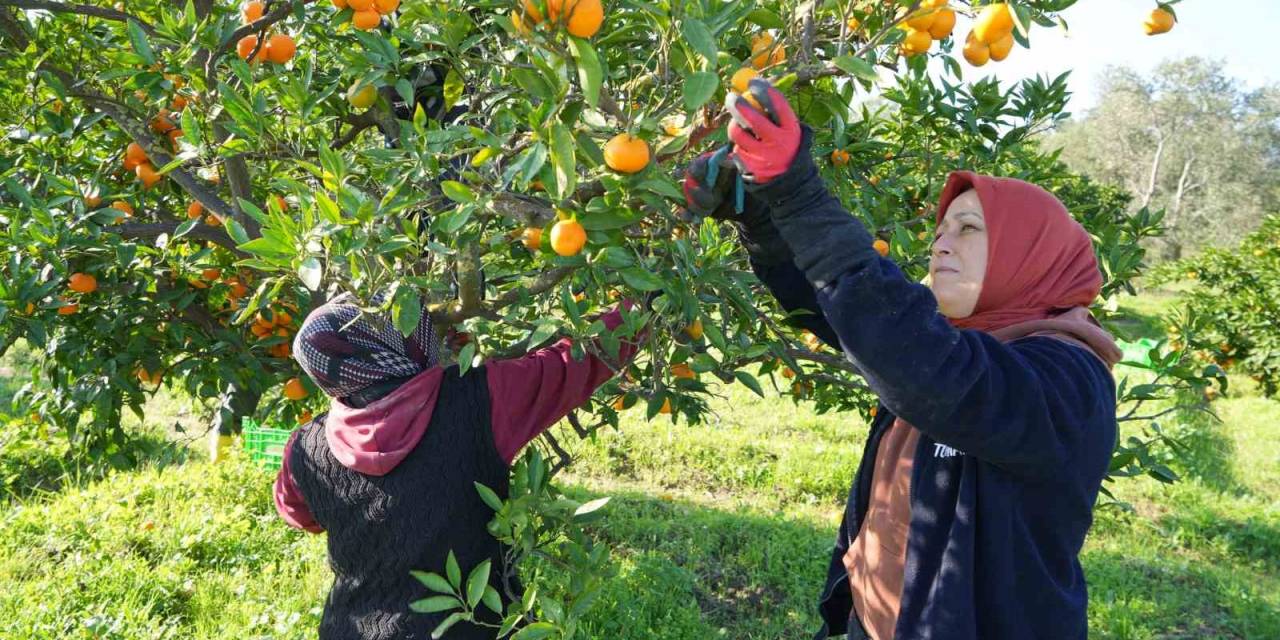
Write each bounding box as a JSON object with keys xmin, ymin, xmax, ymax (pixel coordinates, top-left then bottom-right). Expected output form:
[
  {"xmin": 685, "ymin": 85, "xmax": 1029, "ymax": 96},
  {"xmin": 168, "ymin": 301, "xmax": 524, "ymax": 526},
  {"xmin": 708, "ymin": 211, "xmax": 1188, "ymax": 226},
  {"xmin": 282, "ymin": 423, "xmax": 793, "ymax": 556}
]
[{"xmin": 0, "ymin": 0, "xmax": 158, "ymax": 36}]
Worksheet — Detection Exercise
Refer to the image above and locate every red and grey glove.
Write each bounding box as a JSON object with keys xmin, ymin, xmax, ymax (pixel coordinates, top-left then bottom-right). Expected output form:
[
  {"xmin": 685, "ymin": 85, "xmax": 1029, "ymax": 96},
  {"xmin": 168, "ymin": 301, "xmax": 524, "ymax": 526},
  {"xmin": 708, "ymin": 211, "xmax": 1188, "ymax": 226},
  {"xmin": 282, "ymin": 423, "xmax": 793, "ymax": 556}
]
[{"xmin": 726, "ymin": 79, "xmax": 801, "ymax": 184}]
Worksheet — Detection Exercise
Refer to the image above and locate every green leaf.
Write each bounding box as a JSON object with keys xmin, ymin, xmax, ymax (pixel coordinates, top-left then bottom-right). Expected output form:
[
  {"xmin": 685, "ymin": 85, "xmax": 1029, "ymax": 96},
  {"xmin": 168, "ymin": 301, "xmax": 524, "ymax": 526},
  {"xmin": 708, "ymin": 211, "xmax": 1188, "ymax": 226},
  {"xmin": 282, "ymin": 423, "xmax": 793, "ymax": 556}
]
[
  {"xmin": 436, "ymin": 204, "xmax": 473, "ymax": 234},
  {"xmin": 637, "ymin": 177, "xmax": 684, "ymax": 202},
  {"xmin": 224, "ymin": 218, "xmax": 249, "ymax": 245},
  {"xmin": 511, "ymin": 622, "xmax": 558, "ymax": 640},
  {"xmin": 474, "ymin": 481, "xmax": 504, "ymax": 512},
  {"xmin": 833, "ymin": 55, "xmax": 879, "ymax": 83},
  {"xmin": 444, "ymin": 68, "xmax": 464, "ymax": 112},
  {"xmin": 1147, "ymin": 464, "xmax": 1179, "ymax": 484},
  {"xmin": 236, "ymin": 198, "xmax": 269, "ymax": 226},
  {"xmin": 431, "ymin": 612, "xmax": 467, "ymax": 639},
  {"xmin": 466, "ymin": 560, "xmax": 491, "ymax": 608},
  {"xmin": 528, "ymin": 322, "xmax": 558, "ymax": 350},
  {"xmin": 620, "ymin": 267, "xmax": 664, "ymax": 291},
  {"xmin": 746, "ymin": 8, "xmax": 784, "ymax": 29},
  {"xmin": 410, "ymin": 571, "xmax": 455, "ymax": 595},
  {"xmin": 498, "ymin": 614, "xmax": 522, "ymax": 636},
  {"xmin": 683, "ymin": 70, "xmax": 717, "ymax": 111},
  {"xmin": 297, "ymin": 257, "xmax": 322, "ymax": 291},
  {"xmin": 680, "ymin": 18, "xmax": 717, "ymax": 67},
  {"xmin": 446, "ymin": 551, "xmax": 462, "ymax": 590},
  {"xmin": 567, "ymin": 37, "xmax": 602, "ymax": 107},
  {"xmin": 239, "ymin": 236, "xmax": 293, "ymax": 259},
  {"xmin": 457, "ymin": 341, "xmax": 477, "ymax": 375},
  {"xmin": 127, "ymin": 20, "xmax": 155, "ymax": 65},
  {"xmin": 482, "ymin": 586, "xmax": 503, "ymax": 615},
  {"xmin": 395, "ymin": 78, "xmax": 414, "ymax": 105},
  {"xmin": 173, "ymin": 218, "xmax": 199, "ymax": 239},
  {"xmin": 441, "ymin": 180, "xmax": 476, "ymax": 203},
  {"xmin": 598, "ymin": 246, "xmax": 635, "ymax": 267},
  {"xmin": 573, "ymin": 497, "xmax": 610, "ymax": 520},
  {"xmin": 393, "ymin": 287, "xmax": 423, "ymax": 337},
  {"xmin": 1011, "ymin": 4, "xmax": 1034, "ymax": 39},
  {"xmin": 579, "ymin": 208, "xmax": 640, "ymax": 231},
  {"xmin": 549, "ymin": 124, "xmax": 577, "ymax": 201},
  {"xmin": 314, "ymin": 193, "xmax": 342, "ymax": 224},
  {"xmin": 511, "ymin": 68, "xmax": 553, "ymax": 101},
  {"xmin": 735, "ymin": 371, "xmax": 765, "ymax": 398},
  {"xmin": 410, "ymin": 596, "xmax": 462, "ymax": 614}
]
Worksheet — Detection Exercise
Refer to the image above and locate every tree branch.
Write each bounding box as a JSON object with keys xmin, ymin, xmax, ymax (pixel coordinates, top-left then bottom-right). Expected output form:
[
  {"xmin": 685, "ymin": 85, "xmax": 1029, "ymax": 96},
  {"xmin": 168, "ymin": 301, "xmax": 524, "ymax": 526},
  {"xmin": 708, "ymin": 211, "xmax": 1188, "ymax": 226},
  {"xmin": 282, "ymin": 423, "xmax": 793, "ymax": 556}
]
[
  {"xmin": 431, "ymin": 266, "xmax": 574, "ymax": 326},
  {"xmin": 783, "ymin": 346, "xmax": 864, "ymax": 378},
  {"xmin": 0, "ymin": 0, "xmax": 157, "ymax": 36},
  {"xmin": 332, "ymin": 109, "xmax": 378, "ymax": 149},
  {"xmin": 0, "ymin": 6, "xmax": 30, "ymax": 49},
  {"xmin": 69, "ymin": 89, "xmax": 242, "ymax": 228},
  {"xmin": 211, "ymin": 0, "xmax": 305, "ymax": 67},
  {"xmin": 116, "ymin": 220, "xmax": 250, "ymax": 257},
  {"xmin": 489, "ymin": 192, "xmax": 556, "ymax": 227}
]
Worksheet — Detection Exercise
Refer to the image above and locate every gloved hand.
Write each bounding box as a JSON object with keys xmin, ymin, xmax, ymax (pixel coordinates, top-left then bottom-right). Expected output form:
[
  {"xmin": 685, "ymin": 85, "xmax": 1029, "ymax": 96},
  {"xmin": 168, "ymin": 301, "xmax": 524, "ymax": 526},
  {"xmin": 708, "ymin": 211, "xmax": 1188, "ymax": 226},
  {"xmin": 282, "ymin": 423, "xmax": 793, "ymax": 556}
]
[
  {"xmin": 679, "ymin": 148, "xmax": 794, "ymax": 267},
  {"xmin": 726, "ymin": 79, "xmax": 801, "ymax": 184},
  {"xmin": 680, "ymin": 150, "xmax": 740, "ymax": 222}
]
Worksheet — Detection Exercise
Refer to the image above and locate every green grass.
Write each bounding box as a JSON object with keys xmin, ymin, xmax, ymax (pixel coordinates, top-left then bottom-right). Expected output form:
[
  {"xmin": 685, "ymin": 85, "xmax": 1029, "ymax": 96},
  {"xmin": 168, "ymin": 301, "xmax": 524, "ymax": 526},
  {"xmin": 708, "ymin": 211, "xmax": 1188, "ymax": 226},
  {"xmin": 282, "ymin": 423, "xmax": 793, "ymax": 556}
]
[{"xmin": 1, "ymin": 292, "xmax": 1277, "ymax": 639}]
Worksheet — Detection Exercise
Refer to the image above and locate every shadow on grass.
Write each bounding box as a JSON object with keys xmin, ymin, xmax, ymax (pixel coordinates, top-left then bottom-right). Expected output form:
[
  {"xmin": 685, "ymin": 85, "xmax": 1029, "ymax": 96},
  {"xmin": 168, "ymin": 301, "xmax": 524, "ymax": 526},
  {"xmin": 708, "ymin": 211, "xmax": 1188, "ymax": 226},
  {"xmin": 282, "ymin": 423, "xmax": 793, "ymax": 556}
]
[
  {"xmin": 1111, "ymin": 302, "xmax": 1169, "ymax": 342},
  {"xmin": 1084, "ymin": 548, "xmax": 1277, "ymax": 640},
  {"xmin": 0, "ymin": 429, "xmax": 189, "ymax": 503},
  {"xmin": 559, "ymin": 483, "xmax": 834, "ymax": 639},
  {"xmin": 1157, "ymin": 502, "xmax": 1280, "ymax": 576},
  {"xmin": 1165, "ymin": 393, "xmax": 1247, "ymax": 496}
]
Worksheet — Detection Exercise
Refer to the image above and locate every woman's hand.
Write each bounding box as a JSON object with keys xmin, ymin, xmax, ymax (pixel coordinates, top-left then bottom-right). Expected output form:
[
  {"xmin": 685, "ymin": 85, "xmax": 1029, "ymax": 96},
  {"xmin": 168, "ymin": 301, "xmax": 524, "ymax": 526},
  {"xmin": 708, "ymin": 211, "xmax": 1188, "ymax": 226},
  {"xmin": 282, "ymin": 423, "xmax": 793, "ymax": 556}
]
[
  {"xmin": 680, "ymin": 149, "xmax": 740, "ymax": 222},
  {"xmin": 727, "ymin": 79, "xmax": 802, "ymax": 184}
]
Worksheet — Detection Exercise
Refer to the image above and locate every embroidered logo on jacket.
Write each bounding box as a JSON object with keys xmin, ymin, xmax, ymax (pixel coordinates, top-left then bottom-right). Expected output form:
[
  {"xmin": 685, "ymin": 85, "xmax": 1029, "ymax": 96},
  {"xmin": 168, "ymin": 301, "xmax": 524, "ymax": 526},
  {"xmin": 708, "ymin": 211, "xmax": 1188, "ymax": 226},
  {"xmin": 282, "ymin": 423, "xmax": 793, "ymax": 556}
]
[{"xmin": 933, "ymin": 443, "xmax": 965, "ymax": 458}]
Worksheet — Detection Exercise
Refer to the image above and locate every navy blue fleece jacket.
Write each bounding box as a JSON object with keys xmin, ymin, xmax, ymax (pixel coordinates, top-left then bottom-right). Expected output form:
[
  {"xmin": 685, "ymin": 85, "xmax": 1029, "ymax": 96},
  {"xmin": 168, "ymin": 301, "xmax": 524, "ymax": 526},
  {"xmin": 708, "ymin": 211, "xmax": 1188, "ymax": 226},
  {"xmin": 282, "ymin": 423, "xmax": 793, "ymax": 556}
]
[{"xmin": 738, "ymin": 129, "xmax": 1117, "ymax": 639}]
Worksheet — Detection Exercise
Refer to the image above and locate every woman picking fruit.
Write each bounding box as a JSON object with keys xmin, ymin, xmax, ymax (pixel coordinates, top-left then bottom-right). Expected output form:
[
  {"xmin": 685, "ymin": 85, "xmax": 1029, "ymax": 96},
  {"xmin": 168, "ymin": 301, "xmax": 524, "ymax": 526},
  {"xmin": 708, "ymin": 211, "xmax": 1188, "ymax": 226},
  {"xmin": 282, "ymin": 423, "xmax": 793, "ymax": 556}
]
[
  {"xmin": 272, "ymin": 292, "xmax": 642, "ymax": 639},
  {"xmin": 683, "ymin": 78, "xmax": 1122, "ymax": 640}
]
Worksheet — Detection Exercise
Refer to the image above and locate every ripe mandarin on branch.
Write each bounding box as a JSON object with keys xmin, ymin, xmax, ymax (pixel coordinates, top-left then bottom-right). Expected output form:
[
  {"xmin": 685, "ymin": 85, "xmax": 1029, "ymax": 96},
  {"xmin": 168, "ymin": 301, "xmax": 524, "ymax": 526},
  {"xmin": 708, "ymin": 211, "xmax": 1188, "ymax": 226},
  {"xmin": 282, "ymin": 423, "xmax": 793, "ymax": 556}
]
[
  {"xmin": 68, "ymin": 273, "xmax": 97, "ymax": 294},
  {"xmin": 549, "ymin": 219, "xmax": 587, "ymax": 256},
  {"xmin": 283, "ymin": 377, "xmax": 308, "ymax": 400},
  {"xmin": 963, "ymin": 31, "xmax": 990, "ymax": 66},
  {"xmin": 265, "ymin": 34, "xmax": 296, "ymax": 64},
  {"xmin": 973, "ymin": 2, "xmax": 1014, "ymax": 44},
  {"xmin": 352, "ymin": 9, "xmax": 380, "ymax": 30},
  {"xmin": 603, "ymin": 133, "xmax": 649, "ymax": 173},
  {"xmin": 988, "ymin": 32, "xmax": 1014, "ymax": 61},
  {"xmin": 1144, "ymin": 7, "xmax": 1175, "ymax": 35}
]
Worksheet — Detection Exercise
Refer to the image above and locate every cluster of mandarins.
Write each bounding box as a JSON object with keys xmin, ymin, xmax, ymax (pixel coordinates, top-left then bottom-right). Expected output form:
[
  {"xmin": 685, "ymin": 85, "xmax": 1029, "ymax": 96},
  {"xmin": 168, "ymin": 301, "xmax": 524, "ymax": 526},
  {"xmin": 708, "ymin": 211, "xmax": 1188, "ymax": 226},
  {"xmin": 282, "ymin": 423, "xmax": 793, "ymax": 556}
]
[
  {"xmin": 51, "ymin": 271, "xmax": 100, "ymax": 316},
  {"xmin": 897, "ymin": 0, "xmax": 957, "ymax": 57},
  {"xmin": 114, "ymin": 75, "xmax": 192, "ymax": 196},
  {"xmin": 962, "ymin": 3, "xmax": 1017, "ymax": 66},
  {"xmin": 510, "ymin": 0, "xmax": 647, "ymax": 260},
  {"xmin": 331, "ymin": 0, "xmax": 400, "ymax": 32},
  {"xmin": 236, "ymin": 1, "xmax": 298, "ymax": 62},
  {"xmin": 249, "ymin": 303, "xmax": 299, "ymax": 359},
  {"xmin": 513, "ymin": 0, "xmax": 604, "ymax": 38}
]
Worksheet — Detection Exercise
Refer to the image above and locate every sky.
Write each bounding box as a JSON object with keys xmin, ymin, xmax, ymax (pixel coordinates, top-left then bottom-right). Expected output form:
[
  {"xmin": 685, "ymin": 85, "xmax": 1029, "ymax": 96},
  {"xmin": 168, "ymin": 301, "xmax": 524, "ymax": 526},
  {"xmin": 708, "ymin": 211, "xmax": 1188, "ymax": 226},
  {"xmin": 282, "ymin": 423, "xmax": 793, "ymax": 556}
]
[{"xmin": 932, "ymin": 0, "xmax": 1280, "ymax": 117}]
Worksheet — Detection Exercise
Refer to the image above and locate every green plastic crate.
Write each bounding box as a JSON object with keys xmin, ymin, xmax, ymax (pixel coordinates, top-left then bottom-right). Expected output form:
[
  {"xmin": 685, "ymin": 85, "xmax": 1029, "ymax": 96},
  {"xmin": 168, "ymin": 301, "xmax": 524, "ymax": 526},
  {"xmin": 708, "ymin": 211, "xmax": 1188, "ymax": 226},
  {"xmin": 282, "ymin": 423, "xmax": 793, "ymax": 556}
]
[
  {"xmin": 242, "ymin": 419, "xmax": 295, "ymax": 470},
  {"xmin": 1117, "ymin": 337, "xmax": 1158, "ymax": 367}
]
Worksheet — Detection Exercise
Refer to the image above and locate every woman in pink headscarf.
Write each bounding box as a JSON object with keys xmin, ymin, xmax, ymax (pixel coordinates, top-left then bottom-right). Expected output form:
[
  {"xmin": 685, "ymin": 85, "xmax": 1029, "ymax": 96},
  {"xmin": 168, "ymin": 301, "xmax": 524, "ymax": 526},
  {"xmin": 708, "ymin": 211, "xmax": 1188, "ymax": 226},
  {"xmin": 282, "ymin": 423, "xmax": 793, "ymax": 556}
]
[{"xmin": 683, "ymin": 79, "xmax": 1121, "ymax": 640}]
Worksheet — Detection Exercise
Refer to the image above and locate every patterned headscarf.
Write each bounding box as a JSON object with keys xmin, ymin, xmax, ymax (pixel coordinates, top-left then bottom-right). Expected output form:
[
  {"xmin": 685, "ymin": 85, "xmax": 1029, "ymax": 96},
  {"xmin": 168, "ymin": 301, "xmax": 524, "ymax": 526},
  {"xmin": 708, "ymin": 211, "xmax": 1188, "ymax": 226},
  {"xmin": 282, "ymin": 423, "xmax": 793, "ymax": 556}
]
[{"xmin": 293, "ymin": 292, "xmax": 438, "ymax": 399}]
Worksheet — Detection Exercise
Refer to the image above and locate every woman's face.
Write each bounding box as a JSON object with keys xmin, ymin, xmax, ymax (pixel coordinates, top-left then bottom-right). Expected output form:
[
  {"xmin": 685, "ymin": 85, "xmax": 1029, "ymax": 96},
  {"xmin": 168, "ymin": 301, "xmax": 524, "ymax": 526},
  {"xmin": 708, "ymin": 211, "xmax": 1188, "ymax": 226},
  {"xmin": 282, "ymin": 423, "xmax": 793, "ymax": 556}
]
[{"xmin": 929, "ymin": 190, "xmax": 989, "ymax": 319}]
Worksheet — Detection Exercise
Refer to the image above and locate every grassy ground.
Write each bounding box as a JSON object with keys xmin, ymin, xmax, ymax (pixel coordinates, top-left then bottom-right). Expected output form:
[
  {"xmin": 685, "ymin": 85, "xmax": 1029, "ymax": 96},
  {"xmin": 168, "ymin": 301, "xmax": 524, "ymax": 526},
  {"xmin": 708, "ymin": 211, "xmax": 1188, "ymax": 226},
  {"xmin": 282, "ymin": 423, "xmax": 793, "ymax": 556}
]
[{"xmin": 1, "ymin": 292, "xmax": 1277, "ymax": 639}]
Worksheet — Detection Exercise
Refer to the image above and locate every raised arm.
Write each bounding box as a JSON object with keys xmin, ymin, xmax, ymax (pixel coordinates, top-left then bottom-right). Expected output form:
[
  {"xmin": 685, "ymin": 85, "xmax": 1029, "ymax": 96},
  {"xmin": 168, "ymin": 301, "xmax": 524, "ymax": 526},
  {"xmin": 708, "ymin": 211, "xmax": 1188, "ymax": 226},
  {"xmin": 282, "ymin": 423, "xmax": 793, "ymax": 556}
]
[
  {"xmin": 486, "ymin": 306, "xmax": 643, "ymax": 464},
  {"xmin": 730, "ymin": 82, "xmax": 1115, "ymax": 478}
]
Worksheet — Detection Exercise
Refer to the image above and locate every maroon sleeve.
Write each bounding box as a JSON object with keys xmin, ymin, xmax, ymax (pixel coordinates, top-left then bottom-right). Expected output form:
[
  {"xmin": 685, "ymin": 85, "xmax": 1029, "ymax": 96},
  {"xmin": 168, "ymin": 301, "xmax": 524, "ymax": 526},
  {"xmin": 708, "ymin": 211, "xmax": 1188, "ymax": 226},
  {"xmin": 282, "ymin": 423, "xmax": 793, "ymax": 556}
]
[
  {"xmin": 273, "ymin": 429, "xmax": 325, "ymax": 534},
  {"xmin": 486, "ymin": 307, "xmax": 641, "ymax": 464}
]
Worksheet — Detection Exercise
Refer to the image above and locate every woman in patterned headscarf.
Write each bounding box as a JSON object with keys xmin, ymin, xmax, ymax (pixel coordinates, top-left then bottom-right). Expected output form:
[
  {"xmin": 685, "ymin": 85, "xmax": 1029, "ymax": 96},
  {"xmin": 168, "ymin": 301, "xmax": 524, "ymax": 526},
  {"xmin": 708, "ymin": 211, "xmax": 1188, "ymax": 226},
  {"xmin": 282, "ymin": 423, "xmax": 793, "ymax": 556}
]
[{"xmin": 274, "ymin": 293, "xmax": 640, "ymax": 639}]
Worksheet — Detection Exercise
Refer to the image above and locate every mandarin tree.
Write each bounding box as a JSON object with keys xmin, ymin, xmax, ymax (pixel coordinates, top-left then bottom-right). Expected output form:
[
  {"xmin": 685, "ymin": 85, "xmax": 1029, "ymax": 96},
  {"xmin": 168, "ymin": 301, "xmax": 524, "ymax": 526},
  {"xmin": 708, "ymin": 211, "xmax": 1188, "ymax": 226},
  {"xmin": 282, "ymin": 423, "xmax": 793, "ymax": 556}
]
[{"xmin": 0, "ymin": 0, "xmax": 1215, "ymax": 633}]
